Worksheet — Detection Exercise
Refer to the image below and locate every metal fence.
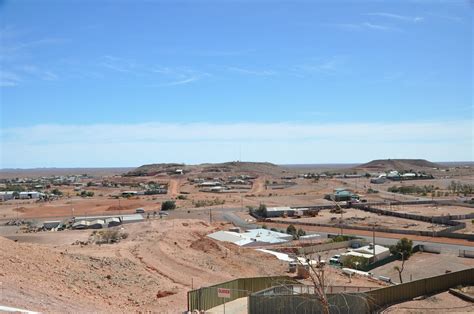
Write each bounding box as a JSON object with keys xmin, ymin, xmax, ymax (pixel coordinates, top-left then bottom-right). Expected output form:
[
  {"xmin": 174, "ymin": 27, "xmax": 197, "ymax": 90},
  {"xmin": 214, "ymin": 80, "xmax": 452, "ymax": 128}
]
[
  {"xmin": 247, "ymin": 268, "xmax": 474, "ymax": 313},
  {"xmin": 297, "ymin": 239, "xmax": 368, "ymax": 255},
  {"xmin": 187, "ymin": 276, "xmax": 298, "ymax": 311},
  {"xmin": 366, "ymin": 267, "xmax": 474, "ymax": 311},
  {"xmin": 248, "ymin": 285, "xmax": 372, "ymax": 314}
]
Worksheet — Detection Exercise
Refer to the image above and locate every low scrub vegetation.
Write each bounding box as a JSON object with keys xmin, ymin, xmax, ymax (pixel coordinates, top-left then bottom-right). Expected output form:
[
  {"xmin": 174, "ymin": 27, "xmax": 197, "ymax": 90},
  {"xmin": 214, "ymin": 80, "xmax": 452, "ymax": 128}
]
[
  {"xmin": 388, "ymin": 185, "xmax": 436, "ymax": 195},
  {"xmin": 192, "ymin": 198, "xmax": 225, "ymax": 207},
  {"xmin": 90, "ymin": 229, "xmax": 128, "ymax": 244},
  {"xmin": 161, "ymin": 200, "xmax": 176, "ymax": 211}
]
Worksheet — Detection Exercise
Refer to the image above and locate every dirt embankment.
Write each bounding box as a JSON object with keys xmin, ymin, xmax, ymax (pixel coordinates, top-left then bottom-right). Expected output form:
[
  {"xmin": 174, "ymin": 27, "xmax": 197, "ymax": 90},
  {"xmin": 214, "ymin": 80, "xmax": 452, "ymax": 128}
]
[{"xmin": 0, "ymin": 219, "xmax": 288, "ymax": 312}]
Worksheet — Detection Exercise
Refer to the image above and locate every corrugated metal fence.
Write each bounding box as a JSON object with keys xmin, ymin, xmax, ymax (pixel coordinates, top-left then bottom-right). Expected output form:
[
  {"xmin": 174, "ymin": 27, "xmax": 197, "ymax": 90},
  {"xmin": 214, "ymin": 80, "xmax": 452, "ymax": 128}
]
[
  {"xmin": 187, "ymin": 276, "xmax": 298, "ymax": 311},
  {"xmin": 247, "ymin": 268, "xmax": 474, "ymax": 313},
  {"xmin": 366, "ymin": 268, "xmax": 474, "ymax": 311}
]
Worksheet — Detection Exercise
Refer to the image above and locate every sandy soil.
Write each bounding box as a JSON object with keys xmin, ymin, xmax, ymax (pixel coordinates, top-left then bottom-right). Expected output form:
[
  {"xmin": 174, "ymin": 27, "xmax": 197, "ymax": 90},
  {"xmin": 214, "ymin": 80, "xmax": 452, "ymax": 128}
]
[
  {"xmin": 382, "ymin": 291, "xmax": 474, "ymax": 313},
  {"xmin": 274, "ymin": 208, "xmax": 447, "ymax": 232},
  {"xmin": 0, "ymin": 219, "xmax": 290, "ymax": 313},
  {"xmin": 375, "ymin": 204, "xmax": 474, "ymax": 217},
  {"xmin": 261, "ymin": 221, "xmax": 474, "ymax": 247},
  {"xmin": 371, "ymin": 252, "xmax": 474, "ymax": 284},
  {"xmin": 455, "ymin": 219, "xmax": 474, "ymax": 234}
]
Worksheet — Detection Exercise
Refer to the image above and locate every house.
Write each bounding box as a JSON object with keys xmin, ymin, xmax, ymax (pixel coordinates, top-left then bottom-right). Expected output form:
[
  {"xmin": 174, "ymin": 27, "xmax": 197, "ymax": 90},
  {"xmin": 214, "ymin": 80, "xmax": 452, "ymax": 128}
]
[
  {"xmin": 370, "ymin": 175, "xmax": 387, "ymax": 184},
  {"xmin": 325, "ymin": 188, "xmax": 359, "ymax": 202},
  {"xmin": 0, "ymin": 191, "xmax": 15, "ymax": 201},
  {"xmin": 19, "ymin": 191, "xmax": 43, "ymax": 199},
  {"xmin": 121, "ymin": 191, "xmax": 138, "ymax": 197},
  {"xmin": 264, "ymin": 206, "xmax": 296, "ymax": 218},
  {"xmin": 43, "ymin": 221, "xmax": 61, "ymax": 230},
  {"xmin": 175, "ymin": 169, "xmax": 184, "ymax": 175},
  {"xmin": 198, "ymin": 181, "xmax": 222, "ymax": 187},
  {"xmin": 341, "ymin": 244, "xmax": 390, "ymax": 263}
]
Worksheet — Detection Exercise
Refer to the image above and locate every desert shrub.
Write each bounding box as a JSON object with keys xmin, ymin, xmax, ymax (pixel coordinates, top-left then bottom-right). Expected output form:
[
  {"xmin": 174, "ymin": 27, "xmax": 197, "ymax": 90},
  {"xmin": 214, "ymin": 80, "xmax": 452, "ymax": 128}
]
[
  {"xmin": 331, "ymin": 235, "xmax": 350, "ymax": 243},
  {"xmin": 297, "ymin": 228, "xmax": 306, "ymax": 238},
  {"xmin": 80, "ymin": 191, "xmax": 94, "ymax": 197},
  {"xmin": 388, "ymin": 185, "xmax": 436, "ymax": 195},
  {"xmin": 51, "ymin": 188, "xmax": 63, "ymax": 196},
  {"xmin": 193, "ymin": 198, "xmax": 225, "ymax": 208},
  {"xmin": 177, "ymin": 195, "xmax": 187, "ymax": 200},
  {"xmin": 161, "ymin": 200, "xmax": 176, "ymax": 211},
  {"xmin": 93, "ymin": 229, "xmax": 122, "ymax": 244}
]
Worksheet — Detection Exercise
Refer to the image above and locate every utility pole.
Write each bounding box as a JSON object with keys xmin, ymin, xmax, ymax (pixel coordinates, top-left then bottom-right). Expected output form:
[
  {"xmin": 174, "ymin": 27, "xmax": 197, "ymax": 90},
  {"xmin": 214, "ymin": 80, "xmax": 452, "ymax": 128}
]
[
  {"xmin": 209, "ymin": 208, "xmax": 212, "ymax": 224},
  {"xmin": 372, "ymin": 224, "xmax": 376, "ymax": 261},
  {"xmin": 340, "ymin": 208, "xmax": 343, "ymax": 236}
]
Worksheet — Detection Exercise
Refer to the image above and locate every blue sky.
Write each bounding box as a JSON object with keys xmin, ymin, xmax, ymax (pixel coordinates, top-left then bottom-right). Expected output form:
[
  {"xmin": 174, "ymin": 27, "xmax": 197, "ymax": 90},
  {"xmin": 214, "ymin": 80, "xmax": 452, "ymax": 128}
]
[{"xmin": 0, "ymin": 0, "xmax": 472, "ymax": 167}]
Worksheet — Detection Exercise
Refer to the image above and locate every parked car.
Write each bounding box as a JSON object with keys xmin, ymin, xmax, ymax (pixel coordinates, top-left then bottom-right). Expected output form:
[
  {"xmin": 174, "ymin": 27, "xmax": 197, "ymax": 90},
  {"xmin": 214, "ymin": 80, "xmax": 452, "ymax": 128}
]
[
  {"xmin": 135, "ymin": 208, "xmax": 145, "ymax": 214},
  {"xmin": 329, "ymin": 254, "xmax": 342, "ymax": 265}
]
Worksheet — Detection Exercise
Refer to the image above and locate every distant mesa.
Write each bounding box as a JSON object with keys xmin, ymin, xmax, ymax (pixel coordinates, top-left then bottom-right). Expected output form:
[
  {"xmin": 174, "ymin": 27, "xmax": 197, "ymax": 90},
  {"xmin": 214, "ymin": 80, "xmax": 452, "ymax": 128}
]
[
  {"xmin": 356, "ymin": 159, "xmax": 442, "ymax": 170},
  {"xmin": 125, "ymin": 161, "xmax": 285, "ymax": 176}
]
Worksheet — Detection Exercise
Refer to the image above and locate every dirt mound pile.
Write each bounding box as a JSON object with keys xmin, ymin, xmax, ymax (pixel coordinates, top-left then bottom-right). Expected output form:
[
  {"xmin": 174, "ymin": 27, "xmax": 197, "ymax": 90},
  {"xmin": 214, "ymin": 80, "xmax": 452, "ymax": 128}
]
[
  {"xmin": 357, "ymin": 159, "xmax": 442, "ymax": 170},
  {"xmin": 0, "ymin": 236, "xmax": 157, "ymax": 312},
  {"xmin": 190, "ymin": 236, "xmax": 222, "ymax": 253},
  {"xmin": 106, "ymin": 204, "xmax": 139, "ymax": 211}
]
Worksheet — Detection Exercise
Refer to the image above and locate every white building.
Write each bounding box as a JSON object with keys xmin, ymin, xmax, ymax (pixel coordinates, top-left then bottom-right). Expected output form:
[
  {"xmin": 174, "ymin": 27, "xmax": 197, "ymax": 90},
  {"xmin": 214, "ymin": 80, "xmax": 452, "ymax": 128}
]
[
  {"xmin": 264, "ymin": 206, "xmax": 296, "ymax": 217},
  {"xmin": 207, "ymin": 228, "xmax": 293, "ymax": 246},
  {"xmin": 0, "ymin": 191, "xmax": 15, "ymax": 201},
  {"xmin": 341, "ymin": 244, "xmax": 390, "ymax": 263},
  {"xmin": 19, "ymin": 191, "xmax": 43, "ymax": 199}
]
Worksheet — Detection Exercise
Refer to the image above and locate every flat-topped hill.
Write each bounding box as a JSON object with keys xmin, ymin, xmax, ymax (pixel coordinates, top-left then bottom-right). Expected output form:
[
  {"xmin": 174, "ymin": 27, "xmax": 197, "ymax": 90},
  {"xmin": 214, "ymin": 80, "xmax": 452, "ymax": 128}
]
[
  {"xmin": 126, "ymin": 161, "xmax": 287, "ymax": 176},
  {"xmin": 357, "ymin": 159, "xmax": 442, "ymax": 170}
]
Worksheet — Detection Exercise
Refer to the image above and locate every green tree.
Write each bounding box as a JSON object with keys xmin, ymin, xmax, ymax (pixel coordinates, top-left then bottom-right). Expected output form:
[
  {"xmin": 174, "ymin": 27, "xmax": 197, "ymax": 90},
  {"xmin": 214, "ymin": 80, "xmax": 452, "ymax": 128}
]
[
  {"xmin": 286, "ymin": 224, "xmax": 297, "ymax": 236},
  {"xmin": 51, "ymin": 188, "xmax": 63, "ymax": 196},
  {"xmin": 297, "ymin": 228, "xmax": 306, "ymax": 238},
  {"xmin": 390, "ymin": 238, "xmax": 413, "ymax": 283},
  {"xmin": 256, "ymin": 203, "xmax": 267, "ymax": 216},
  {"xmin": 342, "ymin": 255, "xmax": 368, "ymax": 270},
  {"xmin": 161, "ymin": 200, "xmax": 176, "ymax": 211}
]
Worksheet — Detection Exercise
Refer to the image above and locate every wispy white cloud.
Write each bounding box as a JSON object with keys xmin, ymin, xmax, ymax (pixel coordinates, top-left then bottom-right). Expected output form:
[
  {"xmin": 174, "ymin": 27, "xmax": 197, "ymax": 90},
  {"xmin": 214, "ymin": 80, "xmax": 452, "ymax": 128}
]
[
  {"xmin": 150, "ymin": 66, "xmax": 210, "ymax": 86},
  {"xmin": 227, "ymin": 66, "xmax": 277, "ymax": 76},
  {"xmin": 161, "ymin": 76, "xmax": 201, "ymax": 86},
  {"xmin": 292, "ymin": 56, "xmax": 348, "ymax": 76},
  {"xmin": 0, "ymin": 71, "xmax": 21, "ymax": 87},
  {"xmin": 99, "ymin": 55, "xmax": 139, "ymax": 74},
  {"xmin": 1, "ymin": 120, "xmax": 471, "ymax": 167},
  {"xmin": 362, "ymin": 22, "xmax": 400, "ymax": 31},
  {"xmin": 325, "ymin": 22, "xmax": 400, "ymax": 32},
  {"xmin": 367, "ymin": 12, "xmax": 424, "ymax": 23},
  {"xmin": 19, "ymin": 65, "xmax": 59, "ymax": 81}
]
